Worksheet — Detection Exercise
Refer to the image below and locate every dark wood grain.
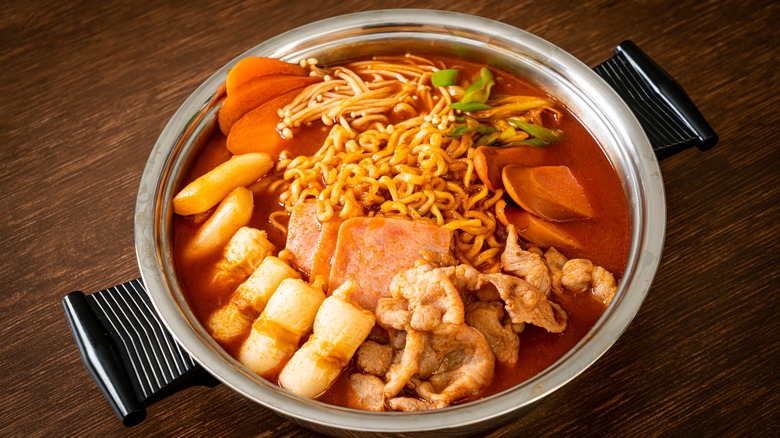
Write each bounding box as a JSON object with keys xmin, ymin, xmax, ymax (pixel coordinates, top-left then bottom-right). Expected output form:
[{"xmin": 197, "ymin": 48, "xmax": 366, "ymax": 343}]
[{"xmin": 1, "ymin": 0, "xmax": 777, "ymax": 436}]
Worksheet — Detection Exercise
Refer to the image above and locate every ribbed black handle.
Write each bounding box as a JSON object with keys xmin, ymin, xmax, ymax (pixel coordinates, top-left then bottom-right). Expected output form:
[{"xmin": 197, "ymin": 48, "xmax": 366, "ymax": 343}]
[
  {"xmin": 62, "ymin": 279, "xmax": 218, "ymax": 426},
  {"xmin": 594, "ymin": 40, "xmax": 718, "ymax": 158}
]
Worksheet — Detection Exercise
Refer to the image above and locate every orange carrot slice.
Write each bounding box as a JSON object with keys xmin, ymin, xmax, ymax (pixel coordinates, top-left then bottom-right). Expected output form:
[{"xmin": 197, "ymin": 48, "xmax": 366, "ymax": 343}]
[
  {"xmin": 502, "ymin": 165, "xmax": 593, "ymax": 221},
  {"xmin": 499, "ymin": 204, "xmax": 582, "ymax": 251},
  {"xmin": 218, "ymin": 75, "xmax": 320, "ymax": 135},
  {"xmin": 474, "ymin": 145, "xmax": 549, "ymax": 191},
  {"xmin": 226, "ymin": 88, "xmax": 303, "ymax": 159},
  {"xmin": 227, "ymin": 57, "xmax": 306, "ymax": 95}
]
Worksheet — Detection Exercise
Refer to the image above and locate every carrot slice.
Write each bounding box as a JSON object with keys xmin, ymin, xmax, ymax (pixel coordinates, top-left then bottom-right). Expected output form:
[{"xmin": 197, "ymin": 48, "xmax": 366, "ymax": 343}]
[
  {"xmin": 227, "ymin": 57, "xmax": 306, "ymax": 95},
  {"xmin": 218, "ymin": 74, "xmax": 320, "ymax": 135},
  {"xmin": 498, "ymin": 204, "xmax": 582, "ymax": 251},
  {"xmin": 502, "ymin": 165, "xmax": 593, "ymax": 221},
  {"xmin": 226, "ymin": 88, "xmax": 303, "ymax": 159},
  {"xmin": 474, "ymin": 145, "xmax": 549, "ymax": 191}
]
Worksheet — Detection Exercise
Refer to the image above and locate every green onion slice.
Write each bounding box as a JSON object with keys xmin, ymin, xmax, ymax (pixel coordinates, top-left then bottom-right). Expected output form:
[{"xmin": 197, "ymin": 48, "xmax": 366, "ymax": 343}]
[
  {"xmin": 446, "ymin": 125, "xmax": 472, "ymax": 138},
  {"xmin": 504, "ymin": 138, "xmax": 549, "ymax": 148},
  {"xmin": 450, "ymin": 101, "xmax": 493, "ymax": 112},
  {"xmin": 461, "ymin": 67, "xmax": 495, "ymax": 104},
  {"xmin": 509, "ymin": 119, "xmax": 564, "ymax": 143},
  {"xmin": 498, "ymin": 127, "xmax": 517, "ymax": 141},
  {"xmin": 476, "ymin": 132, "xmax": 500, "ymax": 146},
  {"xmin": 432, "ymin": 69, "xmax": 460, "ymax": 87}
]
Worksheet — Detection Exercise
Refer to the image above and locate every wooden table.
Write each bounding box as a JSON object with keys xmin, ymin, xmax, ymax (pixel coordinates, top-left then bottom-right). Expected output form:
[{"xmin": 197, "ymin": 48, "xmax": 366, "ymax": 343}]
[{"xmin": 2, "ymin": 0, "xmax": 777, "ymax": 436}]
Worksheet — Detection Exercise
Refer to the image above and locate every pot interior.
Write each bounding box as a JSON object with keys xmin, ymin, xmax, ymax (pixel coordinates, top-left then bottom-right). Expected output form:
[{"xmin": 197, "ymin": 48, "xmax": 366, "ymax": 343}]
[{"xmin": 135, "ymin": 9, "xmax": 664, "ymax": 435}]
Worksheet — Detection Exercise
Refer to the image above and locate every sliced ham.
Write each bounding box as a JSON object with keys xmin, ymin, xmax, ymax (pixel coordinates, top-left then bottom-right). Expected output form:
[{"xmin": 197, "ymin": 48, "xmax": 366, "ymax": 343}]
[
  {"xmin": 328, "ymin": 217, "xmax": 454, "ymax": 311},
  {"xmin": 285, "ymin": 203, "xmax": 320, "ymax": 276},
  {"xmin": 310, "ymin": 219, "xmax": 342, "ymax": 281},
  {"xmin": 284, "ymin": 202, "xmax": 342, "ymax": 278}
]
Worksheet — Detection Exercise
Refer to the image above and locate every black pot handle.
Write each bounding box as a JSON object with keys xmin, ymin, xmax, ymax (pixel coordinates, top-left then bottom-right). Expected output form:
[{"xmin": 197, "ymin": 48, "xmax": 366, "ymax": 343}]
[
  {"xmin": 62, "ymin": 280, "xmax": 218, "ymax": 426},
  {"xmin": 594, "ymin": 40, "xmax": 718, "ymax": 159},
  {"xmin": 63, "ymin": 41, "xmax": 718, "ymax": 427}
]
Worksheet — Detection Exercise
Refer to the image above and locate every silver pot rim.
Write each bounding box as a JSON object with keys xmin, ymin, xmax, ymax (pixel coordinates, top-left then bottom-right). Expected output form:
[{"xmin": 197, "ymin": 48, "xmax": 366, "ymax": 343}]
[{"xmin": 134, "ymin": 9, "xmax": 665, "ymax": 435}]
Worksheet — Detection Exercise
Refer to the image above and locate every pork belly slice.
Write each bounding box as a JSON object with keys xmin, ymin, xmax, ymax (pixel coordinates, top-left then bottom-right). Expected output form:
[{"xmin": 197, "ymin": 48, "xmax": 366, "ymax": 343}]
[{"xmin": 328, "ymin": 217, "xmax": 454, "ymax": 312}]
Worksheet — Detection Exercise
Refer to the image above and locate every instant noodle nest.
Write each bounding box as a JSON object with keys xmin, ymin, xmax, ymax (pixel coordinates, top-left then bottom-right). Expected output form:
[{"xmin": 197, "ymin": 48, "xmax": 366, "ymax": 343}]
[{"xmin": 269, "ymin": 55, "xmax": 558, "ymax": 272}]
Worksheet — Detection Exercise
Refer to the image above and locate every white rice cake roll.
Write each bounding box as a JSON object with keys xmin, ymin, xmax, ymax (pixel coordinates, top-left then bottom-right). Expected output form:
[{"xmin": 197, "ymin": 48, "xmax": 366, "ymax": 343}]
[
  {"xmin": 278, "ymin": 281, "xmax": 375, "ymax": 398},
  {"xmin": 209, "ymin": 226, "xmax": 275, "ymax": 294},
  {"xmin": 237, "ymin": 278, "xmax": 325, "ymax": 379},
  {"xmin": 207, "ymin": 256, "xmax": 301, "ymax": 345},
  {"xmin": 206, "ymin": 304, "xmax": 254, "ymax": 347}
]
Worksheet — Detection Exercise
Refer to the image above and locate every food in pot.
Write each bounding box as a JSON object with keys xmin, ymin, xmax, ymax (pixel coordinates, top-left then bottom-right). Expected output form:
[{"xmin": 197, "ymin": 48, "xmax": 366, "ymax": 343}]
[{"xmin": 171, "ymin": 54, "xmax": 629, "ymax": 411}]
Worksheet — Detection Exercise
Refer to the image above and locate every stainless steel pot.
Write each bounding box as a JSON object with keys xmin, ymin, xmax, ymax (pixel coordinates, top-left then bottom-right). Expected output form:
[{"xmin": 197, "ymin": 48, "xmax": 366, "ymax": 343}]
[{"xmin": 64, "ymin": 9, "xmax": 717, "ymax": 437}]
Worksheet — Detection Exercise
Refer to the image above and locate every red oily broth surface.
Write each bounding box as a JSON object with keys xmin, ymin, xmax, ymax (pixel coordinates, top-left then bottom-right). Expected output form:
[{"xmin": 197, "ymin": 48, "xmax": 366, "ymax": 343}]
[{"xmin": 172, "ymin": 55, "xmax": 630, "ymax": 405}]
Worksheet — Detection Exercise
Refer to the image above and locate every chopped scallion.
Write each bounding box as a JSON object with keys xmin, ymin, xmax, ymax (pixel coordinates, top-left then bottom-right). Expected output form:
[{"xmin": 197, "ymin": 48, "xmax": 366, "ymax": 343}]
[
  {"xmin": 499, "ymin": 127, "xmax": 518, "ymax": 141},
  {"xmin": 461, "ymin": 67, "xmax": 495, "ymax": 104},
  {"xmin": 476, "ymin": 132, "xmax": 500, "ymax": 146},
  {"xmin": 504, "ymin": 138, "xmax": 549, "ymax": 148},
  {"xmin": 431, "ymin": 69, "xmax": 460, "ymax": 87},
  {"xmin": 446, "ymin": 125, "xmax": 472, "ymax": 137},
  {"xmin": 509, "ymin": 119, "xmax": 564, "ymax": 143},
  {"xmin": 477, "ymin": 125, "xmax": 497, "ymax": 135},
  {"xmin": 450, "ymin": 101, "xmax": 493, "ymax": 112}
]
